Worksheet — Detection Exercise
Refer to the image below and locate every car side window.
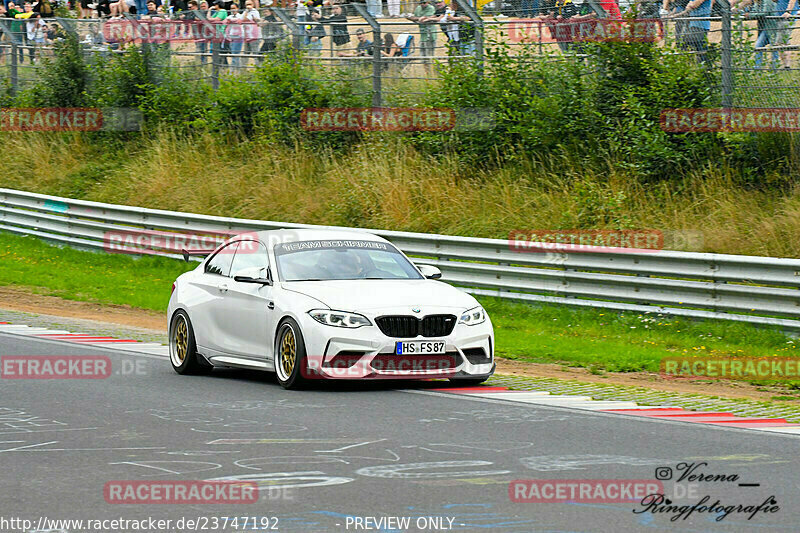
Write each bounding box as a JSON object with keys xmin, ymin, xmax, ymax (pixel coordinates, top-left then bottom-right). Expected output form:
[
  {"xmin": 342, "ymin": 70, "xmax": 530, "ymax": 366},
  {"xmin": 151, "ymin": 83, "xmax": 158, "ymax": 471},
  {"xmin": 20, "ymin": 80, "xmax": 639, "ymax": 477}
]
[
  {"xmin": 204, "ymin": 242, "xmax": 239, "ymax": 277},
  {"xmin": 230, "ymin": 241, "xmax": 269, "ymax": 277}
]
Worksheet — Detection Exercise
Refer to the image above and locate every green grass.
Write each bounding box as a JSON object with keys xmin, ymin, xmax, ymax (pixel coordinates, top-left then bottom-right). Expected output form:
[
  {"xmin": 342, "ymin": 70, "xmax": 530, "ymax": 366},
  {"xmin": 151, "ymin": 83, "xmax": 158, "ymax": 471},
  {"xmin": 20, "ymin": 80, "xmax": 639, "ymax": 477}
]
[
  {"xmin": 483, "ymin": 298, "xmax": 798, "ymax": 375},
  {"xmin": 1, "ymin": 231, "xmax": 798, "ymax": 382},
  {"xmin": 0, "ymin": 232, "xmax": 195, "ymax": 312}
]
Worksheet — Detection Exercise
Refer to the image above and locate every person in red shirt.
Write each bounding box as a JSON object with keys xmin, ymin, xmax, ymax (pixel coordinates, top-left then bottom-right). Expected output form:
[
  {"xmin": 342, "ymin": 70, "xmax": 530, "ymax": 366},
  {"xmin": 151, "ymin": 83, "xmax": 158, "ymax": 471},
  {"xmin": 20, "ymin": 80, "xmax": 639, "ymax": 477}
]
[{"xmin": 599, "ymin": 0, "xmax": 622, "ymax": 18}]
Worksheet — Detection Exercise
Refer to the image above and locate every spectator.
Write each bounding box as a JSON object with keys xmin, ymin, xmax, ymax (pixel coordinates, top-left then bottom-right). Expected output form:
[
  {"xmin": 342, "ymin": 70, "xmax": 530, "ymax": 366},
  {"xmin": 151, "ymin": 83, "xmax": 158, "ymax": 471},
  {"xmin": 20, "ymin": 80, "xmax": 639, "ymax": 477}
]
[
  {"xmin": 598, "ymin": 0, "xmax": 622, "ymax": 17},
  {"xmin": 381, "ymin": 30, "xmax": 400, "ymax": 56},
  {"xmin": 14, "ymin": 2, "xmax": 34, "ymax": 62},
  {"xmin": 667, "ymin": 0, "xmax": 711, "ymax": 63},
  {"xmin": 32, "ymin": 0, "xmax": 53, "ymax": 17},
  {"xmin": 778, "ymin": 0, "xmax": 798, "ymax": 68},
  {"xmin": 46, "ymin": 20, "xmax": 66, "ymax": 40},
  {"xmin": 81, "ymin": 20, "xmax": 106, "ymax": 47},
  {"xmin": 259, "ymin": 5, "xmax": 284, "ymax": 54},
  {"xmin": 544, "ymin": 0, "xmax": 594, "ymax": 53},
  {"xmin": 387, "ymin": 0, "xmax": 400, "ymax": 17},
  {"xmin": 208, "ymin": 0, "xmax": 228, "ymax": 63},
  {"xmin": 0, "ymin": 4, "xmax": 5, "ymax": 64},
  {"xmin": 295, "ymin": 0, "xmax": 322, "ymax": 44},
  {"xmin": 521, "ymin": 0, "xmax": 539, "ymax": 17},
  {"xmin": 26, "ymin": 11, "xmax": 45, "ymax": 61},
  {"xmin": 225, "ymin": 2, "xmax": 244, "ymax": 66},
  {"xmin": 428, "ymin": 0, "xmax": 448, "ymax": 39},
  {"xmin": 95, "ymin": 0, "xmax": 112, "ymax": 16},
  {"xmin": 440, "ymin": 0, "xmax": 475, "ymax": 55},
  {"xmin": 294, "ymin": 0, "xmax": 310, "ymax": 26},
  {"xmin": 661, "ymin": 0, "xmax": 689, "ymax": 43},
  {"xmin": 406, "ymin": 0, "xmax": 435, "ymax": 57},
  {"xmin": 304, "ymin": 8, "xmax": 325, "ymax": 54},
  {"xmin": 241, "ymin": 0, "xmax": 260, "ymax": 55},
  {"xmin": 337, "ymin": 26, "xmax": 371, "ymax": 56},
  {"xmin": 134, "ymin": 0, "xmax": 147, "ymax": 18},
  {"xmin": 735, "ymin": 0, "xmax": 779, "ymax": 68},
  {"xmin": 366, "ymin": 0, "xmax": 382, "ymax": 17},
  {"xmin": 77, "ymin": 0, "xmax": 92, "ymax": 18},
  {"xmin": 181, "ymin": 0, "xmax": 207, "ymax": 62},
  {"xmin": 143, "ymin": 0, "xmax": 158, "ymax": 15},
  {"xmin": 316, "ymin": 3, "xmax": 349, "ymax": 51}
]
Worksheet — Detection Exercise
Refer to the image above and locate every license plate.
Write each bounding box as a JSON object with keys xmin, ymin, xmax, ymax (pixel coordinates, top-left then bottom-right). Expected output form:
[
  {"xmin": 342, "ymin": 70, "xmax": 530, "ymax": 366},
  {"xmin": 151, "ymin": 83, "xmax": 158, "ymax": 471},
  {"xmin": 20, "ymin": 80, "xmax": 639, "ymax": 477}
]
[{"xmin": 395, "ymin": 340, "xmax": 446, "ymax": 355}]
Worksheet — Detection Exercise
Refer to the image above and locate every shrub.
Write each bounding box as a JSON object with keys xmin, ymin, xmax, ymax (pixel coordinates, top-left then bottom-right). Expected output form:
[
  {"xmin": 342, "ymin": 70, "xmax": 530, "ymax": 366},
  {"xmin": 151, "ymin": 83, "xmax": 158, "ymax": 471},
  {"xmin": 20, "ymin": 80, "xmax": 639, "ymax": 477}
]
[{"xmin": 22, "ymin": 35, "xmax": 89, "ymax": 107}]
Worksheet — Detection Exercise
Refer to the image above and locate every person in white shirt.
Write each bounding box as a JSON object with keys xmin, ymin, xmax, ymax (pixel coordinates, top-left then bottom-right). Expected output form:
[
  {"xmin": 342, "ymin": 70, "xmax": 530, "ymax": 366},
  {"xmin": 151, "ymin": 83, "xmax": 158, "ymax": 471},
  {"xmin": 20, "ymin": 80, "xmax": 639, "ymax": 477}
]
[
  {"xmin": 242, "ymin": 0, "xmax": 261, "ymax": 55},
  {"xmin": 26, "ymin": 13, "xmax": 46, "ymax": 62},
  {"xmin": 225, "ymin": 3, "xmax": 245, "ymax": 66}
]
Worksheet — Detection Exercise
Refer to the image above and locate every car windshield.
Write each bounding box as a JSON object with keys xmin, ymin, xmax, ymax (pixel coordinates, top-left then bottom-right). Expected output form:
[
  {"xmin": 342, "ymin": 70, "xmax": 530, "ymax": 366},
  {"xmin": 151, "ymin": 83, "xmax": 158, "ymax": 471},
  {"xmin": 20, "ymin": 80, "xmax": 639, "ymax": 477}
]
[{"xmin": 275, "ymin": 239, "xmax": 424, "ymax": 281}]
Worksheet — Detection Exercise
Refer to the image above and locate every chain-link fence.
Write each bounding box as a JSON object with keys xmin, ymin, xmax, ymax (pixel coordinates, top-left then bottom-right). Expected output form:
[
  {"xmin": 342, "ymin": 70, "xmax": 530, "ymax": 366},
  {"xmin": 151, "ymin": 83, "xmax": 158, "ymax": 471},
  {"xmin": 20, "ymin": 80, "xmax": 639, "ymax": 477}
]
[{"xmin": 0, "ymin": 0, "xmax": 798, "ymax": 108}]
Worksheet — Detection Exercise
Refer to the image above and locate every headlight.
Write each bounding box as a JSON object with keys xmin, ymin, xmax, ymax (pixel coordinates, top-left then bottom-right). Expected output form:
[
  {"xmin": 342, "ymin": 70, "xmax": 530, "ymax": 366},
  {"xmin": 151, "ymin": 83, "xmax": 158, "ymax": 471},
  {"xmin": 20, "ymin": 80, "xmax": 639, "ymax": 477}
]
[
  {"xmin": 459, "ymin": 306, "xmax": 486, "ymax": 326},
  {"xmin": 308, "ymin": 309, "xmax": 372, "ymax": 328}
]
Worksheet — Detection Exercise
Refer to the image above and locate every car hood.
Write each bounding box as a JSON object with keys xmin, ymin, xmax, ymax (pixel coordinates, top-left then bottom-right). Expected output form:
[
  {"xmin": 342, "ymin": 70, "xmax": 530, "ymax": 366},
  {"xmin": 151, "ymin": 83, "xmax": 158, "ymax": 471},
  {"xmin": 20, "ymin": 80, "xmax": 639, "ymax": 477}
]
[{"xmin": 281, "ymin": 279, "xmax": 478, "ymax": 313}]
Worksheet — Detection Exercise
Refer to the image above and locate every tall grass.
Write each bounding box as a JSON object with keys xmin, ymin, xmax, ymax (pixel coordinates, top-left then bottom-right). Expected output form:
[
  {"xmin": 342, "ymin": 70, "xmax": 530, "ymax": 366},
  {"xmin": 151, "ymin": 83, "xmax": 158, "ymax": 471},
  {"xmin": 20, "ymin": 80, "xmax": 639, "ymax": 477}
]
[{"xmin": 2, "ymin": 128, "xmax": 800, "ymax": 257}]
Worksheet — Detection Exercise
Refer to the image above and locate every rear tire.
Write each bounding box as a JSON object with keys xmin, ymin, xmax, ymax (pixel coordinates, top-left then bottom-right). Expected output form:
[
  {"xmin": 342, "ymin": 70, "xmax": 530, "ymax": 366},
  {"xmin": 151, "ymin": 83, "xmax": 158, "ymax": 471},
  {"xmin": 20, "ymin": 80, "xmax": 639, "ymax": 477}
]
[
  {"xmin": 274, "ymin": 318, "xmax": 308, "ymax": 390},
  {"xmin": 169, "ymin": 310, "xmax": 211, "ymax": 375}
]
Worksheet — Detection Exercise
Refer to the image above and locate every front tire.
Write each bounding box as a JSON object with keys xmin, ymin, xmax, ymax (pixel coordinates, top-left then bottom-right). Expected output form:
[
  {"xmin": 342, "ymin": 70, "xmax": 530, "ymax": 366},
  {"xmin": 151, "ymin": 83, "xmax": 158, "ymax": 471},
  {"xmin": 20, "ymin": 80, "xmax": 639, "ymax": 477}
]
[
  {"xmin": 169, "ymin": 310, "xmax": 211, "ymax": 375},
  {"xmin": 274, "ymin": 318, "xmax": 309, "ymax": 390}
]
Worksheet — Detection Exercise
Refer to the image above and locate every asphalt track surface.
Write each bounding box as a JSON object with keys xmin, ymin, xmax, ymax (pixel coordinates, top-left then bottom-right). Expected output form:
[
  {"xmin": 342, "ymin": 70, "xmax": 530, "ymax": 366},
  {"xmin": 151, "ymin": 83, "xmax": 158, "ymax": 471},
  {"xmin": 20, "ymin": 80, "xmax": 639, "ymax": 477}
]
[{"xmin": 2, "ymin": 331, "xmax": 800, "ymax": 533}]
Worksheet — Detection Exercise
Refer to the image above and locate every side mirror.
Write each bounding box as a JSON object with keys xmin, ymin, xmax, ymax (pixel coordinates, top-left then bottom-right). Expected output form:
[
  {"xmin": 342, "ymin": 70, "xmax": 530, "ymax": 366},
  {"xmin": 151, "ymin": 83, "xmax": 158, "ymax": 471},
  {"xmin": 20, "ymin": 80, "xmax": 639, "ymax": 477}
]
[
  {"xmin": 417, "ymin": 264, "xmax": 442, "ymax": 280},
  {"xmin": 233, "ymin": 266, "xmax": 273, "ymax": 285}
]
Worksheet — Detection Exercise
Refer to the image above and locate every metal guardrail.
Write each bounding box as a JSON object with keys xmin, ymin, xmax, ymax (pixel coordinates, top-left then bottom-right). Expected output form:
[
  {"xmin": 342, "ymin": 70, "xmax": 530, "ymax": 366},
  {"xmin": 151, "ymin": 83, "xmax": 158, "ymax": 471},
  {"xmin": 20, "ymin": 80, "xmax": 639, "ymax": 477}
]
[{"xmin": 2, "ymin": 187, "xmax": 800, "ymax": 331}]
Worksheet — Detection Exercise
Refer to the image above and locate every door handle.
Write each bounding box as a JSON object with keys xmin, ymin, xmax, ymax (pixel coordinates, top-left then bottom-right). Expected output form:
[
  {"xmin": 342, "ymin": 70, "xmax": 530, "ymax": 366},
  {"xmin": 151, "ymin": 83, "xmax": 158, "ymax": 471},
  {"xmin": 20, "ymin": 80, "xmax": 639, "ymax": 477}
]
[
  {"xmin": 267, "ymin": 301, "xmax": 275, "ymax": 310},
  {"xmin": 218, "ymin": 284, "xmax": 228, "ymax": 293}
]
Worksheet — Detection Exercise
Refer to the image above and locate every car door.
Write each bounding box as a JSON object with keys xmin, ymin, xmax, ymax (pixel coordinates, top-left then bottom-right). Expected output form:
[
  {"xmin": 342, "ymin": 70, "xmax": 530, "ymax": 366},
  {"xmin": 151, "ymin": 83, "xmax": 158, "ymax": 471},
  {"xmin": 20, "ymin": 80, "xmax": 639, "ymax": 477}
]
[
  {"xmin": 215, "ymin": 240, "xmax": 275, "ymax": 362},
  {"xmin": 188, "ymin": 241, "xmax": 239, "ymax": 355}
]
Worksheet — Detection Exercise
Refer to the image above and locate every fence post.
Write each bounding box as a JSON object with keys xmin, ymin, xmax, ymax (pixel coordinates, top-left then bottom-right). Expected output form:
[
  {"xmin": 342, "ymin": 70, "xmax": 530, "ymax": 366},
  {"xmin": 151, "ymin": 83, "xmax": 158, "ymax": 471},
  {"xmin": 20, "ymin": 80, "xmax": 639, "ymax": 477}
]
[
  {"xmin": 10, "ymin": 41, "xmax": 18, "ymax": 96},
  {"xmin": 272, "ymin": 7, "xmax": 301, "ymax": 52},
  {"xmin": 719, "ymin": 0, "xmax": 733, "ymax": 108},
  {"xmin": 211, "ymin": 43, "xmax": 220, "ymax": 90},
  {"xmin": 456, "ymin": 0, "xmax": 484, "ymax": 75},
  {"xmin": 353, "ymin": 3, "xmax": 381, "ymax": 108}
]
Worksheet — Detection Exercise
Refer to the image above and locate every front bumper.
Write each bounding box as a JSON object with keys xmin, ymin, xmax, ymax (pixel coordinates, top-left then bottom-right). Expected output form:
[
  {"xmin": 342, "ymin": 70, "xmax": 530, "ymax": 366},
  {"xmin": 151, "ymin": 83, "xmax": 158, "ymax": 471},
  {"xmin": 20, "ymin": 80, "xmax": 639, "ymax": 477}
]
[{"xmin": 299, "ymin": 313, "xmax": 494, "ymax": 380}]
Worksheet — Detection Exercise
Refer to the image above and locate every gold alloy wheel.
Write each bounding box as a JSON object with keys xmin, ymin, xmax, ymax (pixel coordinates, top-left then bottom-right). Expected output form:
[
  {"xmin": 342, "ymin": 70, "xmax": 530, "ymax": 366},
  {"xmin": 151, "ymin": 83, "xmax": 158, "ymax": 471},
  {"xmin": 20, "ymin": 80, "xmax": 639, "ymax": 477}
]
[
  {"xmin": 174, "ymin": 318, "xmax": 188, "ymax": 363},
  {"xmin": 280, "ymin": 328, "xmax": 297, "ymax": 377}
]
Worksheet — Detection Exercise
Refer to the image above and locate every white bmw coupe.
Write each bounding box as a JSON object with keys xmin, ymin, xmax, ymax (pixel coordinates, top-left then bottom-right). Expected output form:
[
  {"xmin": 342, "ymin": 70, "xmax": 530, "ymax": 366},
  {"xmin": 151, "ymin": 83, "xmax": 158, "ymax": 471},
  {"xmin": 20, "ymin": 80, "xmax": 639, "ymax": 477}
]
[{"xmin": 168, "ymin": 229, "xmax": 495, "ymax": 389}]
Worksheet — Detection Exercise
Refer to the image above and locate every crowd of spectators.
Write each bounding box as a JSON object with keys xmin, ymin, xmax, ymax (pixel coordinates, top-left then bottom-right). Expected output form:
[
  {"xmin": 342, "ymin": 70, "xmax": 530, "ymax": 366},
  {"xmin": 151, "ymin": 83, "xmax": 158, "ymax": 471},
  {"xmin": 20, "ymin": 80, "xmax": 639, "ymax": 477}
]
[
  {"xmin": 0, "ymin": 0, "xmax": 61, "ymax": 62},
  {"xmin": 0, "ymin": 0, "xmax": 797, "ymax": 68}
]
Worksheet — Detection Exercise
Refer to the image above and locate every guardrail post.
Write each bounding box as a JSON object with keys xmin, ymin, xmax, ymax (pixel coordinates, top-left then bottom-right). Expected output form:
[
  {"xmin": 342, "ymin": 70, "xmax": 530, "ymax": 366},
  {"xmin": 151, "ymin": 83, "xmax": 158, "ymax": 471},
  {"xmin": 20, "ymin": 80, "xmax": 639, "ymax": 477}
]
[{"xmin": 353, "ymin": 3, "xmax": 382, "ymax": 108}]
